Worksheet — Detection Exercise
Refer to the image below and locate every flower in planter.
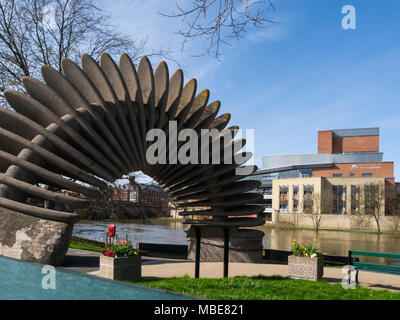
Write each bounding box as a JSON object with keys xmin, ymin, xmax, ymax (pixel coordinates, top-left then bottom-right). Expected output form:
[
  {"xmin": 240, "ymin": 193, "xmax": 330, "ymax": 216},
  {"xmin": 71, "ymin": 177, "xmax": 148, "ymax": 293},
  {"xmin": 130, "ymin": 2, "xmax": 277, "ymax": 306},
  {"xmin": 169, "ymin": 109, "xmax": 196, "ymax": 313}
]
[
  {"xmin": 102, "ymin": 250, "xmax": 115, "ymax": 257},
  {"xmin": 292, "ymin": 240, "xmax": 322, "ymax": 258},
  {"xmin": 103, "ymin": 235, "xmax": 139, "ymax": 258}
]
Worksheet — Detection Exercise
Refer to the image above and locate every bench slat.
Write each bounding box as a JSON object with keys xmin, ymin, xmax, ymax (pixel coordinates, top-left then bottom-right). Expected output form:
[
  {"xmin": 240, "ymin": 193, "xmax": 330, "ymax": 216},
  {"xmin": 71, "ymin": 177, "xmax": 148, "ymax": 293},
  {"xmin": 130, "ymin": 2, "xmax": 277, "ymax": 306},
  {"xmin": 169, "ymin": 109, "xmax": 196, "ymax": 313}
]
[
  {"xmin": 354, "ymin": 267, "xmax": 400, "ymax": 276},
  {"xmin": 353, "ymin": 261, "xmax": 400, "ymax": 273},
  {"xmin": 350, "ymin": 250, "xmax": 400, "ymax": 260}
]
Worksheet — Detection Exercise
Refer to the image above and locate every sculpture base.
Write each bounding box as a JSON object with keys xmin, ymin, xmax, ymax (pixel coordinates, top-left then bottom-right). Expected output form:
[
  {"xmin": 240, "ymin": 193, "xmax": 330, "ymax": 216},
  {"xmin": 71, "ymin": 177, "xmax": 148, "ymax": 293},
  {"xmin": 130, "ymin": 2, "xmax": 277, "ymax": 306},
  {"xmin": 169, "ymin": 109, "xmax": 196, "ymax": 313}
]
[
  {"xmin": 0, "ymin": 207, "xmax": 73, "ymax": 266},
  {"xmin": 187, "ymin": 228, "xmax": 264, "ymax": 263}
]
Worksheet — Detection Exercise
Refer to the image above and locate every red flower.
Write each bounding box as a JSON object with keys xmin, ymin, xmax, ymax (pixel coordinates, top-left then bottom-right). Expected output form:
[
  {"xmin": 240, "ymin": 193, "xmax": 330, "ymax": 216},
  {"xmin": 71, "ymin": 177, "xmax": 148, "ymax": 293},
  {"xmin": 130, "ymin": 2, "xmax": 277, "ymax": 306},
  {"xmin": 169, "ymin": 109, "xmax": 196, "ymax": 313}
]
[{"xmin": 105, "ymin": 250, "xmax": 115, "ymax": 257}]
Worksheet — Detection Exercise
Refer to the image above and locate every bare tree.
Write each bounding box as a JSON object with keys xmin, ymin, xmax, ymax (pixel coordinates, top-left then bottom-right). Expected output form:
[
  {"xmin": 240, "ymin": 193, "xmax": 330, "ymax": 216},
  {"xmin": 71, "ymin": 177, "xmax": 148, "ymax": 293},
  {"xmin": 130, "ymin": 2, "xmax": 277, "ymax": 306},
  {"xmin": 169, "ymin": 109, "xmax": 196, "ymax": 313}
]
[
  {"xmin": 349, "ymin": 185, "xmax": 372, "ymax": 230},
  {"xmin": 364, "ymin": 183, "xmax": 386, "ymax": 233},
  {"xmin": 385, "ymin": 183, "xmax": 400, "ymax": 233},
  {"xmin": 0, "ymin": 0, "xmax": 171, "ymax": 104},
  {"xmin": 161, "ymin": 0, "xmax": 276, "ymax": 59},
  {"xmin": 310, "ymin": 192, "xmax": 324, "ymax": 232}
]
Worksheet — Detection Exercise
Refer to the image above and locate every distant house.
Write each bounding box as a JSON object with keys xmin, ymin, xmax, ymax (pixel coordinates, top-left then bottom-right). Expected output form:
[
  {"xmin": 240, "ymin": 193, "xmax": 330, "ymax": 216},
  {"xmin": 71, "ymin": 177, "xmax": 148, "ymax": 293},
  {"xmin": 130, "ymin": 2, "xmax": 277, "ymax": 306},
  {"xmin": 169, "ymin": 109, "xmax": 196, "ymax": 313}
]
[
  {"xmin": 57, "ymin": 183, "xmax": 170, "ymax": 216},
  {"xmin": 113, "ymin": 183, "xmax": 169, "ymax": 212}
]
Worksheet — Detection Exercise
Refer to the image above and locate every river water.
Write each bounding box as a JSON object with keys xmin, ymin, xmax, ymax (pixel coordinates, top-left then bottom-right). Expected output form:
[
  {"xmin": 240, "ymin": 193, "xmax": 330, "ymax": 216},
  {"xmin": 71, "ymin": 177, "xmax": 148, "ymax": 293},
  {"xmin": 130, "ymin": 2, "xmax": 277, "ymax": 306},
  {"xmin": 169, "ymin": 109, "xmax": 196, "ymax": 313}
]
[{"xmin": 73, "ymin": 219, "xmax": 400, "ymax": 261}]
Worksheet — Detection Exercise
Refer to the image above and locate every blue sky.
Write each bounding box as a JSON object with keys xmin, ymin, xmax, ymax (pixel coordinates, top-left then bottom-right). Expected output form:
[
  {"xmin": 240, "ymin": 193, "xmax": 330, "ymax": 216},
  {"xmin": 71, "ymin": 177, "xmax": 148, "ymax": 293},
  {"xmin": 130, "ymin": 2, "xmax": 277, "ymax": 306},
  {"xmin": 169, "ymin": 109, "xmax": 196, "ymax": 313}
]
[{"xmin": 99, "ymin": 0, "xmax": 400, "ymax": 181}]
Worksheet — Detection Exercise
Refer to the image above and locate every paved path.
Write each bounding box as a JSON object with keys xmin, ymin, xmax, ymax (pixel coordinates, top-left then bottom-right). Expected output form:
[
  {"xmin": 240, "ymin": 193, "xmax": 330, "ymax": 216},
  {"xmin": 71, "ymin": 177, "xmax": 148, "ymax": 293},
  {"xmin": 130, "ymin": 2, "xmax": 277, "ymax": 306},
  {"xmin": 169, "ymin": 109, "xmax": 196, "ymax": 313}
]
[{"xmin": 64, "ymin": 249, "xmax": 400, "ymax": 292}]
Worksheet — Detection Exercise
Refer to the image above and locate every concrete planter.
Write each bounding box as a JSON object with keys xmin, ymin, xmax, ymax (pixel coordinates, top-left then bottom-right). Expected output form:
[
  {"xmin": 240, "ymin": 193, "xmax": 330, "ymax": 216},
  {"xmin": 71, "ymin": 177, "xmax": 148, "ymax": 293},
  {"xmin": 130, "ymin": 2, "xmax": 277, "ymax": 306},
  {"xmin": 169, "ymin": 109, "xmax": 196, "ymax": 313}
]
[
  {"xmin": 288, "ymin": 255, "xmax": 324, "ymax": 281},
  {"xmin": 99, "ymin": 255, "xmax": 141, "ymax": 281}
]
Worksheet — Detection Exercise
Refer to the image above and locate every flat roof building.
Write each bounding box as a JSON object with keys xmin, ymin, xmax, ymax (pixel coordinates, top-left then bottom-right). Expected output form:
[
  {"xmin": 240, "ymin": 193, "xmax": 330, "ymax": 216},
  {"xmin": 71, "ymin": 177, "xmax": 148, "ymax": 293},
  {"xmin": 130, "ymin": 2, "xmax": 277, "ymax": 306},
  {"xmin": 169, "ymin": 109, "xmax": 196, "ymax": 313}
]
[
  {"xmin": 260, "ymin": 127, "xmax": 394, "ymax": 182},
  {"xmin": 248, "ymin": 127, "xmax": 395, "ymax": 225},
  {"xmin": 272, "ymin": 176, "xmax": 394, "ymax": 232}
]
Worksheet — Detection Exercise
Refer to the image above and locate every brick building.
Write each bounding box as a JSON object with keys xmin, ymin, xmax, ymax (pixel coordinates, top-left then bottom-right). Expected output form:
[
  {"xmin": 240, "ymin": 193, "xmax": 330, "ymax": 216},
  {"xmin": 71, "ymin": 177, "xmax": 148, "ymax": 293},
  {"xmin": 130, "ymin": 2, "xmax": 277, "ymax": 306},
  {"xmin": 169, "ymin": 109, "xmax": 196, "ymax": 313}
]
[
  {"xmin": 113, "ymin": 183, "xmax": 169, "ymax": 210},
  {"xmin": 247, "ymin": 127, "xmax": 395, "ymax": 222},
  {"xmin": 315, "ymin": 128, "xmax": 394, "ymax": 183},
  {"xmin": 271, "ymin": 176, "xmax": 396, "ymax": 232}
]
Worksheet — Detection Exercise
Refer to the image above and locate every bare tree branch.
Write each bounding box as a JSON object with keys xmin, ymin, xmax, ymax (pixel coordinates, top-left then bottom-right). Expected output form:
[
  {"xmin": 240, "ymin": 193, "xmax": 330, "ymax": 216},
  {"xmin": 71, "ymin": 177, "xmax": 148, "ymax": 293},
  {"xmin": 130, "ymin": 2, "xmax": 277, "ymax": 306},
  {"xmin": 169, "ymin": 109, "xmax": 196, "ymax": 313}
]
[
  {"xmin": 0, "ymin": 0, "xmax": 174, "ymax": 107},
  {"xmin": 160, "ymin": 0, "xmax": 276, "ymax": 59}
]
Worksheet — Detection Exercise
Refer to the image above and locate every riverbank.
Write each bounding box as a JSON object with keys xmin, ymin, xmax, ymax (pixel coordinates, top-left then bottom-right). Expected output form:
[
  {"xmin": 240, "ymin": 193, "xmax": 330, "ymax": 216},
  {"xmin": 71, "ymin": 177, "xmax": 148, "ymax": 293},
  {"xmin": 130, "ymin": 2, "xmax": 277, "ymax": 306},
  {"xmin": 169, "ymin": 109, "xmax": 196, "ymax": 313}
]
[
  {"xmin": 73, "ymin": 219, "xmax": 400, "ymax": 262},
  {"xmin": 257, "ymin": 223, "xmax": 400, "ymax": 236},
  {"xmin": 75, "ymin": 215, "xmax": 400, "ymax": 236},
  {"xmin": 70, "ymin": 239, "xmax": 104, "ymax": 252}
]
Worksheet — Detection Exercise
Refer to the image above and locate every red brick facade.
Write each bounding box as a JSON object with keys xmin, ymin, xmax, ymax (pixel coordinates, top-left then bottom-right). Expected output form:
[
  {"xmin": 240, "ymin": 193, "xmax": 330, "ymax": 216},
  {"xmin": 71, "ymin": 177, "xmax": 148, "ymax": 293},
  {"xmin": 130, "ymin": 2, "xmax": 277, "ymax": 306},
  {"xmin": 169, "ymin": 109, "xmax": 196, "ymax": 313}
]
[
  {"xmin": 332, "ymin": 136, "xmax": 379, "ymax": 153},
  {"xmin": 318, "ymin": 131, "xmax": 333, "ymax": 154},
  {"xmin": 316, "ymin": 129, "xmax": 394, "ymax": 183},
  {"xmin": 113, "ymin": 188, "xmax": 169, "ymax": 208},
  {"xmin": 313, "ymin": 162, "xmax": 394, "ymax": 183},
  {"xmin": 318, "ymin": 131, "xmax": 379, "ymax": 154}
]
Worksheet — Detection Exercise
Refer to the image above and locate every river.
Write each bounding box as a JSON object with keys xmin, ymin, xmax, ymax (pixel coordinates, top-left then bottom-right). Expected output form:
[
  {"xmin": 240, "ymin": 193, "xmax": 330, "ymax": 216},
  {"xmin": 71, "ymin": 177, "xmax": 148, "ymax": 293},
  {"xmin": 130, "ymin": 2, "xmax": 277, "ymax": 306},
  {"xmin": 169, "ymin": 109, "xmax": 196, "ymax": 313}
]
[{"xmin": 73, "ymin": 218, "xmax": 400, "ymax": 259}]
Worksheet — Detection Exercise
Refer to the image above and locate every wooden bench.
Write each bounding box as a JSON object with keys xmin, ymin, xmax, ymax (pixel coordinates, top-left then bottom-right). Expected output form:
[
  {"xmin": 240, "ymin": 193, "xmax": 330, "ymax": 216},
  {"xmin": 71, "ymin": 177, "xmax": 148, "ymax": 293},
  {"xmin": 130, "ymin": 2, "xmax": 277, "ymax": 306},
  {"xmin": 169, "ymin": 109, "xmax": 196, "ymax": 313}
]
[{"xmin": 348, "ymin": 250, "xmax": 400, "ymax": 284}]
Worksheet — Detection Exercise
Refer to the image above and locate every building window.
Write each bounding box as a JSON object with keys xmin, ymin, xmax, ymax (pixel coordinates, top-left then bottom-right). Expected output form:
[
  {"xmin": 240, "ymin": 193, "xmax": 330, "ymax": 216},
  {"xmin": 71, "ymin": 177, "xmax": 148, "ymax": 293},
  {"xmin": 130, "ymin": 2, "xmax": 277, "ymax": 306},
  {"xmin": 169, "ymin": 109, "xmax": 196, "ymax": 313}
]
[
  {"xmin": 350, "ymin": 185, "xmax": 360, "ymax": 213},
  {"xmin": 129, "ymin": 191, "xmax": 137, "ymax": 202},
  {"xmin": 303, "ymin": 199, "xmax": 313, "ymax": 213},
  {"xmin": 364, "ymin": 184, "xmax": 380, "ymax": 215},
  {"xmin": 302, "ymin": 185, "xmax": 314, "ymax": 213},
  {"xmin": 293, "ymin": 186, "xmax": 299, "ymax": 196},
  {"xmin": 332, "ymin": 185, "xmax": 345, "ymax": 214},
  {"xmin": 362, "ymin": 173, "xmax": 373, "ymax": 177},
  {"xmin": 293, "ymin": 200, "xmax": 299, "ymax": 211},
  {"xmin": 279, "ymin": 186, "xmax": 288, "ymax": 196},
  {"xmin": 333, "ymin": 173, "xmax": 343, "ymax": 178},
  {"xmin": 293, "ymin": 186, "xmax": 299, "ymax": 211},
  {"xmin": 333, "ymin": 185, "xmax": 345, "ymax": 195},
  {"xmin": 279, "ymin": 186, "xmax": 288, "ymax": 212},
  {"xmin": 350, "ymin": 173, "xmax": 355, "ymax": 177},
  {"xmin": 304, "ymin": 185, "xmax": 313, "ymax": 195},
  {"xmin": 333, "ymin": 200, "xmax": 345, "ymax": 214},
  {"xmin": 279, "ymin": 200, "xmax": 288, "ymax": 213}
]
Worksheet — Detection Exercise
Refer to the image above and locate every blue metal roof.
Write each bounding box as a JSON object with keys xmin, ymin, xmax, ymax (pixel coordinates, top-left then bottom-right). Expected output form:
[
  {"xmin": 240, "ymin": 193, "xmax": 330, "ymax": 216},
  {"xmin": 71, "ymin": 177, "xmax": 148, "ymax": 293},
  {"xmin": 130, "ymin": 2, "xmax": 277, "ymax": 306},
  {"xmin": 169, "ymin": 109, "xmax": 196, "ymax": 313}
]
[
  {"xmin": 261, "ymin": 152, "xmax": 384, "ymax": 173},
  {"xmin": 331, "ymin": 127, "xmax": 379, "ymax": 138}
]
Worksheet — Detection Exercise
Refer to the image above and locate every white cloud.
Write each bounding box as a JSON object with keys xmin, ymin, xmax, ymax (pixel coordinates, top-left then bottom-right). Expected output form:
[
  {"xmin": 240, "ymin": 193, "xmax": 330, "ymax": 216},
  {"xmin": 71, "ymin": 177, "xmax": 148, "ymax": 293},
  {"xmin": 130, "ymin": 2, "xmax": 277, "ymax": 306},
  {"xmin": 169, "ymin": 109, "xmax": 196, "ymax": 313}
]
[
  {"xmin": 246, "ymin": 22, "xmax": 289, "ymax": 43},
  {"xmin": 98, "ymin": 0, "xmax": 294, "ymax": 82},
  {"xmin": 99, "ymin": 0, "xmax": 216, "ymax": 74}
]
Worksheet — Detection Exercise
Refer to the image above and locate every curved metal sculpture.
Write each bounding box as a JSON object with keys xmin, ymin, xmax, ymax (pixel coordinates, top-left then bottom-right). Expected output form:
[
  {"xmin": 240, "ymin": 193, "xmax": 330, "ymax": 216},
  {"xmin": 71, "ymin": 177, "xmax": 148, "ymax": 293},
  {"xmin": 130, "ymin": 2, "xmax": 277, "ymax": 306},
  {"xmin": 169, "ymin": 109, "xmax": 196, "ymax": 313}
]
[{"xmin": 0, "ymin": 52, "xmax": 264, "ymax": 264}]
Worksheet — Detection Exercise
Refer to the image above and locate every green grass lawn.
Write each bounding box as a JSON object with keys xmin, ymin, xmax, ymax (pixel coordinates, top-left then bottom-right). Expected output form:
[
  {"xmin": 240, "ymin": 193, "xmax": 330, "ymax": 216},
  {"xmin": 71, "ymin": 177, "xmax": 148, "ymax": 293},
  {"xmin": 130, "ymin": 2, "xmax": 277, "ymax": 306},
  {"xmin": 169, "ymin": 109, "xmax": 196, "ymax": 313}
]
[
  {"xmin": 69, "ymin": 241, "xmax": 104, "ymax": 252},
  {"xmin": 134, "ymin": 275, "xmax": 400, "ymax": 300},
  {"xmin": 70, "ymin": 240, "xmax": 400, "ymax": 300}
]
